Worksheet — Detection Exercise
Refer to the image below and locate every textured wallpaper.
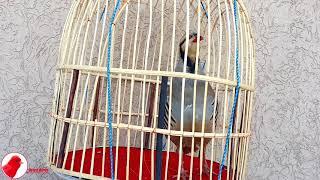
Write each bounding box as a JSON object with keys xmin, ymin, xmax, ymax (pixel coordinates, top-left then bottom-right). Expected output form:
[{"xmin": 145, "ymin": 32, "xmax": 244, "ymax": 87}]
[
  {"xmin": 0, "ymin": 0, "xmax": 71, "ymax": 179},
  {"xmin": 247, "ymin": 0, "xmax": 320, "ymax": 180},
  {"xmin": 0, "ymin": 0, "xmax": 319, "ymax": 179}
]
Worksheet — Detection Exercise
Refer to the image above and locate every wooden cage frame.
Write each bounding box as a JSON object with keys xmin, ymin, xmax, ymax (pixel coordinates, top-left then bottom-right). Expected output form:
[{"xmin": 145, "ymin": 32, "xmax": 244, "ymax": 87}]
[{"xmin": 48, "ymin": 0, "xmax": 255, "ymax": 179}]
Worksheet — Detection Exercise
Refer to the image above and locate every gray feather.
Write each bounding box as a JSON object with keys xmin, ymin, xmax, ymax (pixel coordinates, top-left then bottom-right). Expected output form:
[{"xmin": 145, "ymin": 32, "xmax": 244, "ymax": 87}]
[{"xmin": 163, "ymin": 60, "xmax": 218, "ymax": 132}]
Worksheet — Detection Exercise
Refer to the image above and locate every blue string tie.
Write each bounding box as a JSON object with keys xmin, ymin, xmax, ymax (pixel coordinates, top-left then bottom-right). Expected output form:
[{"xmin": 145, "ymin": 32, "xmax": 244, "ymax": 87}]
[
  {"xmin": 218, "ymin": 0, "xmax": 240, "ymax": 179},
  {"xmin": 106, "ymin": 0, "xmax": 122, "ymax": 179}
]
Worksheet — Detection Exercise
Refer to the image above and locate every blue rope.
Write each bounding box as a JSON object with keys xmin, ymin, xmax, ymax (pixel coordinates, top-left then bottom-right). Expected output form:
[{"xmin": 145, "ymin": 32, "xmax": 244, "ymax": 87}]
[
  {"xmin": 100, "ymin": 6, "xmax": 106, "ymax": 21},
  {"xmin": 218, "ymin": 0, "xmax": 240, "ymax": 179},
  {"xmin": 100, "ymin": 0, "xmax": 112, "ymax": 22},
  {"xmin": 200, "ymin": 1, "xmax": 208, "ymax": 19},
  {"xmin": 106, "ymin": 1, "xmax": 122, "ymax": 179}
]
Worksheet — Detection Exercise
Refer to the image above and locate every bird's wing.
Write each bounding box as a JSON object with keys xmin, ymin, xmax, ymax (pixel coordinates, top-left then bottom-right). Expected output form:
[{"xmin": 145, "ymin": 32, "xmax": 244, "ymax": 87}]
[
  {"xmin": 209, "ymin": 100, "xmax": 218, "ymax": 122},
  {"xmin": 207, "ymin": 84, "xmax": 219, "ymax": 122},
  {"xmin": 163, "ymin": 102, "xmax": 177, "ymax": 130}
]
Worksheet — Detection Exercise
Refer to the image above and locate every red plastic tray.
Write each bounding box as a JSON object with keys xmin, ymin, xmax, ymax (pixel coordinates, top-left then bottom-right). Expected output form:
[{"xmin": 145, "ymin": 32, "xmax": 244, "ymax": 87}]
[{"xmin": 62, "ymin": 147, "xmax": 230, "ymax": 179}]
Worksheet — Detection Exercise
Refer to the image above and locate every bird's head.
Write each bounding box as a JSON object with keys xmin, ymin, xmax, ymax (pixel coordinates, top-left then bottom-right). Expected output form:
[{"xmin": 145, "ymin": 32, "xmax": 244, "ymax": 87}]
[{"xmin": 179, "ymin": 33, "xmax": 204, "ymax": 71}]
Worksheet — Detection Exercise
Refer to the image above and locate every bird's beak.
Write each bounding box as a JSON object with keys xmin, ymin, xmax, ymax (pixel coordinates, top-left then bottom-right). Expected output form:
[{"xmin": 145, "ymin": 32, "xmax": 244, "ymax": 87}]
[{"xmin": 192, "ymin": 36, "xmax": 204, "ymax": 42}]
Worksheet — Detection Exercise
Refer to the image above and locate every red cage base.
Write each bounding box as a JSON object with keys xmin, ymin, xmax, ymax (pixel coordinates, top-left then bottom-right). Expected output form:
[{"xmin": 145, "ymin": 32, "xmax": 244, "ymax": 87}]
[{"xmin": 62, "ymin": 147, "xmax": 230, "ymax": 179}]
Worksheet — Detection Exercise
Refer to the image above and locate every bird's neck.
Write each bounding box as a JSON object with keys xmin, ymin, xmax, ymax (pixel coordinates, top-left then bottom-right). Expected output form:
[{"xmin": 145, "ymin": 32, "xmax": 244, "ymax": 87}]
[{"xmin": 179, "ymin": 47, "xmax": 196, "ymax": 73}]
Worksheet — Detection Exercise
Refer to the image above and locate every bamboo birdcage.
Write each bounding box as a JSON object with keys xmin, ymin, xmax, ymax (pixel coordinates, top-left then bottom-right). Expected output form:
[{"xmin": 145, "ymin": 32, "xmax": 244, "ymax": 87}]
[{"xmin": 48, "ymin": 0, "xmax": 255, "ymax": 179}]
